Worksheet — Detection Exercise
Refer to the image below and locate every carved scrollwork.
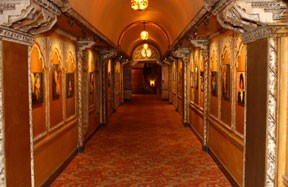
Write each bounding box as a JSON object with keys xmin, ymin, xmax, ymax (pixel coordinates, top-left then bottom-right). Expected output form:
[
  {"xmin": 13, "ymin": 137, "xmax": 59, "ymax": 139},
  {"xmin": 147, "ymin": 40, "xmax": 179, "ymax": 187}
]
[
  {"xmin": 1, "ymin": 0, "xmax": 60, "ymax": 35},
  {"xmin": 217, "ymin": 0, "xmax": 288, "ymax": 37}
]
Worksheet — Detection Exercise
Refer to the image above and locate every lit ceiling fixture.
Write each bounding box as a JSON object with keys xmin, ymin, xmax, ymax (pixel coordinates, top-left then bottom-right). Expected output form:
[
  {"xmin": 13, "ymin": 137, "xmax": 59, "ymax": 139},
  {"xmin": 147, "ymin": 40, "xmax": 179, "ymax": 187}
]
[
  {"xmin": 141, "ymin": 43, "xmax": 152, "ymax": 57},
  {"xmin": 140, "ymin": 22, "xmax": 149, "ymax": 40},
  {"xmin": 131, "ymin": 0, "xmax": 148, "ymax": 11}
]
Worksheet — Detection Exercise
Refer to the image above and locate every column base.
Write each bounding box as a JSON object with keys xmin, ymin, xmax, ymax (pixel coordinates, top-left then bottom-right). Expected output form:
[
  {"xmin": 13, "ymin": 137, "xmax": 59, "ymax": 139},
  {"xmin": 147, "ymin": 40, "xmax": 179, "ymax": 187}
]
[
  {"xmin": 202, "ymin": 145, "xmax": 209, "ymax": 152},
  {"xmin": 78, "ymin": 146, "xmax": 85, "ymax": 153},
  {"xmin": 184, "ymin": 122, "xmax": 190, "ymax": 128}
]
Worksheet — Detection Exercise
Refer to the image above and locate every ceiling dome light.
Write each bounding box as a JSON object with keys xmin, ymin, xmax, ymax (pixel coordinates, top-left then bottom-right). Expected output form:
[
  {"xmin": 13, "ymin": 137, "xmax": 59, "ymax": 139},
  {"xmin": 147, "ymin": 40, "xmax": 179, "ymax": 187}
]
[{"xmin": 131, "ymin": 0, "xmax": 148, "ymax": 11}]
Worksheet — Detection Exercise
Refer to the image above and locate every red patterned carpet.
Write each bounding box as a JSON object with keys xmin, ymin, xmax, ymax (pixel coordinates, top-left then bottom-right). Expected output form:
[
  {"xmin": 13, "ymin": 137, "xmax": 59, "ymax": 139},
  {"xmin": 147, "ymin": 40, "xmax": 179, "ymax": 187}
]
[{"xmin": 51, "ymin": 95, "xmax": 232, "ymax": 186}]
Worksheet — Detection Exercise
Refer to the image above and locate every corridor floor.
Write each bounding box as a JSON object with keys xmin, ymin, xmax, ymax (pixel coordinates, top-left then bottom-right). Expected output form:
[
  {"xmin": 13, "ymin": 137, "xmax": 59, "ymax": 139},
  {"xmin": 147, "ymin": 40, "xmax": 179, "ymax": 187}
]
[{"xmin": 51, "ymin": 95, "xmax": 232, "ymax": 186}]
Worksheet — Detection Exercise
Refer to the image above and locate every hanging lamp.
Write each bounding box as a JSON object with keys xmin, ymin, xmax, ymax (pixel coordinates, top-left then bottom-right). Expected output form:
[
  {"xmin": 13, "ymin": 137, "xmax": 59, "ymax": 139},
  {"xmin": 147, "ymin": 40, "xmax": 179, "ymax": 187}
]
[
  {"xmin": 131, "ymin": 0, "xmax": 148, "ymax": 11},
  {"xmin": 140, "ymin": 22, "xmax": 149, "ymax": 40}
]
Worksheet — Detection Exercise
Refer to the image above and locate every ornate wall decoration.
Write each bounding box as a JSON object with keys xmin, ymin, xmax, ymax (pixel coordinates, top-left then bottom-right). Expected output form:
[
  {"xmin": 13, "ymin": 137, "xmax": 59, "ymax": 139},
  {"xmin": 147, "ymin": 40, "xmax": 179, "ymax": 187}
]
[{"xmin": 132, "ymin": 44, "xmax": 160, "ymax": 61}]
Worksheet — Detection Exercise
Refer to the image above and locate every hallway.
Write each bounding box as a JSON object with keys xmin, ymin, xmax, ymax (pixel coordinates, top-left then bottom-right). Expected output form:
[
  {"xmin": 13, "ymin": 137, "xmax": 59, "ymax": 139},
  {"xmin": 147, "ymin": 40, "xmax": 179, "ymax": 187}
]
[{"xmin": 51, "ymin": 95, "xmax": 232, "ymax": 186}]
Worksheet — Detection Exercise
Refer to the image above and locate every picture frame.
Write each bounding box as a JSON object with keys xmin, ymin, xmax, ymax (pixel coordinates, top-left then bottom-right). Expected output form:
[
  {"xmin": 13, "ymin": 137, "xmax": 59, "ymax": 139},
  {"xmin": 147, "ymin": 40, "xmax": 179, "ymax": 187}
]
[
  {"xmin": 89, "ymin": 72, "xmax": 94, "ymax": 94},
  {"xmin": 52, "ymin": 64, "xmax": 61, "ymax": 99},
  {"xmin": 31, "ymin": 72, "xmax": 44, "ymax": 106},
  {"xmin": 222, "ymin": 64, "xmax": 230, "ymax": 100},
  {"xmin": 66, "ymin": 73, "xmax": 74, "ymax": 98},
  {"xmin": 195, "ymin": 67, "xmax": 198, "ymax": 89},
  {"xmin": 211, "ymin": 71, "xmax": 218, "ymax": 96},
  {"xmin": 237, "ymin": 72, "xmax": 245, "ymax": 105},
  {"xmin": 200, "ymin": 72, "xmax": 204, "ymax": 91}
]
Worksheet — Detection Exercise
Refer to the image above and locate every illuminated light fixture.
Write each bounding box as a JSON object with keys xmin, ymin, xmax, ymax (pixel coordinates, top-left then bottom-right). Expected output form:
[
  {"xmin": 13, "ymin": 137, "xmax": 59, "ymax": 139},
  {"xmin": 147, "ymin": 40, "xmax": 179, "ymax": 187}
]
[
  {"xmin": 140, "ymin": 22, "xmax": 149, "ymax": 40},
  {"xmin": 150, "ymin": 80, "xmax": 155, "ymax": 87},
  {"xmin": 131, "ymin": 0, "xmax": 148, "ymax": 11},
  {"xmin": 141, "ymin": 43, "xmax": 152, "ymax": 58},
  {"xmin": 143, "ymin": 43, "xmax": 149, "ymax": 50}
]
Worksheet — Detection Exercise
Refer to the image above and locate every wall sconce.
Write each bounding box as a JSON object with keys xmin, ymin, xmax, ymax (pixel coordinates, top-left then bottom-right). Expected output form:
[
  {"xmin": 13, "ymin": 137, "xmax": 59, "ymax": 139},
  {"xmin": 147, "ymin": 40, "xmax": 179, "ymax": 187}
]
[{"xmin": 150, "ymin": 80, "xmax": 155, "ymax": 87}]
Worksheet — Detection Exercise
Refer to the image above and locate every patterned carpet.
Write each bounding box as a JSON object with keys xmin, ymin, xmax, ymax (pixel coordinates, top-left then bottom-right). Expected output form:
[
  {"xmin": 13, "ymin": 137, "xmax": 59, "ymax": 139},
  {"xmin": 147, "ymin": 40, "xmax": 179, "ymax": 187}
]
[{"xmin": 51, "ymin": 95, "xmax": 232, "ymax": 186}]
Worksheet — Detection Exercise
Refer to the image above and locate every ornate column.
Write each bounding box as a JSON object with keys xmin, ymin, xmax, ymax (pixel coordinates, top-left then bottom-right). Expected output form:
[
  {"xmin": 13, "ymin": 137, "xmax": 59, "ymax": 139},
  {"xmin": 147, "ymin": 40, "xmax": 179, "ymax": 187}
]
[
  {"xmin": 167, "ymin": 57, "xmax": 176, "ymax": 104},
  {"xmin": 173, "ymin": 48, "xmax": 191, "ymax": 126},
  {"xmin": 76, "ymin": 40, "xmax": 96, "ymax": 151},
  {"xmin": 190, "ymin": 38, "xmax": 210, "ymax": 150},
  {"xmin": 120, "ymin": 59, "xmax": 129, "ymax": 104},
  {"xmin": 216, "ymin": 1, "xmax": 288, "ymax": 186},
  {"xmin": 0, "ymin": 1, "xmax": 60, "ymax": 186},
  {"xmin": 99, "ymin": 48, "xmax": 117, "ymax": 126}
]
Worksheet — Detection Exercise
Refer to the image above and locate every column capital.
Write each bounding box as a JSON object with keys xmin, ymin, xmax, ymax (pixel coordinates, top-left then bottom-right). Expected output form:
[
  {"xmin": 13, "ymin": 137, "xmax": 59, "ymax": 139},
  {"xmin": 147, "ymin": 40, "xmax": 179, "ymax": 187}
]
[
  {"xmin": 216, "ymin": 0, "xmax": 288, "ymax": 43},
  {"xmin": 99, "ymin": 48, "xmax": 117, "ymax": 60},
  {"xmin": 190, "ymin": 37, "xmax": 210, "ymax": 51},
  {"xmin": 172, "ymin": 48, "xmax": 191, "ymax": 63},
  {"xmin": 77, "ymin": 39, "xmax": 96, "ymax": 52}
]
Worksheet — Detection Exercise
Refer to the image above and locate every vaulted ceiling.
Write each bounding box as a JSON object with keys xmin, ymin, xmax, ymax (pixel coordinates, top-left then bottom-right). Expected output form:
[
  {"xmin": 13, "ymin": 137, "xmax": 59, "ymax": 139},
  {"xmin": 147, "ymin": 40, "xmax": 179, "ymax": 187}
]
[{"xmin": 63, "ymin": 0, "xmax": 222, "ymax": 58}]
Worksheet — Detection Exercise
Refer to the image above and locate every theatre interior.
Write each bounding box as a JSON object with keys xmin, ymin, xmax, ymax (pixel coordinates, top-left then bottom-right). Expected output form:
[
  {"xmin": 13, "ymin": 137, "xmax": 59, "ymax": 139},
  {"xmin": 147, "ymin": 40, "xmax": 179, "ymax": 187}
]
[{"xmin": 0, "ymin": 0, "xmax": 288, "ymax": 186}]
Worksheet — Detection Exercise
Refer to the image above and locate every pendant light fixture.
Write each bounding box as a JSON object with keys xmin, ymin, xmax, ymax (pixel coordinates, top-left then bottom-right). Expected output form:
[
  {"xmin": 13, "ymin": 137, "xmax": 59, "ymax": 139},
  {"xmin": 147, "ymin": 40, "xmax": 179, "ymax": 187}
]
[
  {"xmin": 131, "ymin": 0, "xmax": 148, "ymax": 11},
  {"xmin": 140, "ymin": 22, "xmax": 149, "ymax": 40}
]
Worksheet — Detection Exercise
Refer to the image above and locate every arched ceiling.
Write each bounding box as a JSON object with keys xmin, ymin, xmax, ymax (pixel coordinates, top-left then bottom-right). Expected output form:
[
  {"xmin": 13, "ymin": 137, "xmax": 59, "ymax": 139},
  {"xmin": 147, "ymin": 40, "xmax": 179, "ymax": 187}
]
[{"xmin": 68, "ymin": 0, "xmax": 204, "ymax": 58}]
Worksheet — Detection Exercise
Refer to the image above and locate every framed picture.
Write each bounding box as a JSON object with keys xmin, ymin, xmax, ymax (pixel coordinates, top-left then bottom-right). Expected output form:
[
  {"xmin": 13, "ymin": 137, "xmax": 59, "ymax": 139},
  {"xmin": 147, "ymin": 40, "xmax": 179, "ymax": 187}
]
[
  {"xmin": 200, "ymin": 72, "xmax": 204, "ymax": 91},
  {"xmin": 222, "ymin": 64, "xmax": 230, "ymax": 100},
  {"xmin": 89, "ymin": 72, "xmax": 94, "ymax": 94},
  {"xmin": 237, "ymin": 72, "xmax": 245, "ymax": 105},
  {"xmin": 108, "ymin": 72, "xmax": 111, "ymax": 88},
  {"xmin": 52, "ymin": 64, "xmax": 61, "ymax": 99},
  {"xmin": 31, "ymin": 72, "xmax": 44, "ymax": 106},
  {"xmin": 66, "ymin": 73, "xmax": 74, "ymax": 98},
  {"xmin": 190, "ymin": 72, "xmax": 193, "ymax": 87},
  {"xmin": 211, "ymin": 71, "xmax": 218, "ymax": 96},
  {"xmin": 194, "ymin": 67, "xmax": 198, "ymax": 89}
]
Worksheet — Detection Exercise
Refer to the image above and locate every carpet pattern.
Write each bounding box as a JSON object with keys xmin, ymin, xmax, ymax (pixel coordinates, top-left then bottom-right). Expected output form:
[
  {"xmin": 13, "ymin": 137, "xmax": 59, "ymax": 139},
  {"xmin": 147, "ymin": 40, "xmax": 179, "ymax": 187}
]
[{"xmin": 51, "ymin": 95, "xmax": 232, "ymax": 186}]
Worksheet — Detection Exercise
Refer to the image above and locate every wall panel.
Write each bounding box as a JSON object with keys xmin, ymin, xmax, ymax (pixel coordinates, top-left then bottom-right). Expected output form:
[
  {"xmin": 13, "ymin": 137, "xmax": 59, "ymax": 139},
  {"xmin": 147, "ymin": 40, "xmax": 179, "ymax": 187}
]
[{"xmin": 3, "ymin": 41, "xmax": 31, "ymax": 187}]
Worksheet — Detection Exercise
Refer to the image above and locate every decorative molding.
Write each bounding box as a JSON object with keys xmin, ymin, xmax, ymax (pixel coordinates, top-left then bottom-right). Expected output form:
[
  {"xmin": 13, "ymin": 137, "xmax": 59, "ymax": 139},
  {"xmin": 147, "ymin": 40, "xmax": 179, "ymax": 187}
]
[
  {"xmin": 55, "ymin": 29, "xmax": 77, "ymax": 42},
  {"xmin": 212, "ymin": 0, "xmax": 233, "ymax": 15},
  {"xmin": 0, "ymin": 26, "xmax": 33, "ymax": 45},
  {"xmin": 0, "ymin": 41, "xmax": 6, "ymax": 187},
  {"xmin": 204, "ymin": 0, "xmax": 219, "ymax": 11},
  {"xmin": 265, "ymin": 37, "xmax": 278, "ymax": 187},
  {"xmin": 242, "ymin": 25, "xmax": 288, "ymax": 44},
  {"xmin": 62, "ymin": 4, "xmax": 115, "ymax": 48}
]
